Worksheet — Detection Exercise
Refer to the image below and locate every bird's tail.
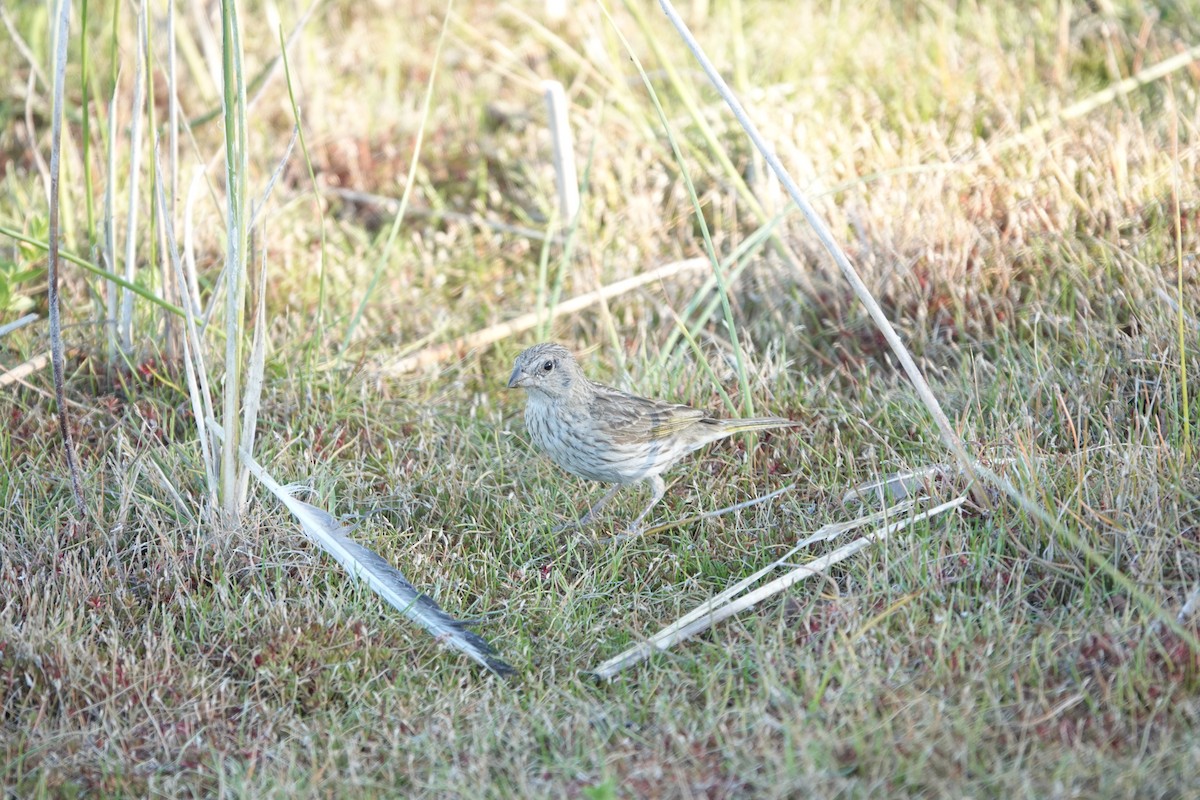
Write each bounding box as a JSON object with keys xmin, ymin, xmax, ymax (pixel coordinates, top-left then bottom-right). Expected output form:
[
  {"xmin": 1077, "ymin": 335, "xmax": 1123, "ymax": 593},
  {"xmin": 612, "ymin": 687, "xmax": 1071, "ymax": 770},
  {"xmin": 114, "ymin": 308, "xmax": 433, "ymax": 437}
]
[{"xmin": 717, "ymin": 416, "xmax": 800, "ymax": 435}]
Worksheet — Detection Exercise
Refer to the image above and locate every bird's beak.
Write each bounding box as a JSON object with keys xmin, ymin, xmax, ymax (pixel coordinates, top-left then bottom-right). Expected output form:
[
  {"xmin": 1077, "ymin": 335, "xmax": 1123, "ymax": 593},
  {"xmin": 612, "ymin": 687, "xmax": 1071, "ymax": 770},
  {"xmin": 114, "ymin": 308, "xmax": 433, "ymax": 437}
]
[{"xmin": 507, "ymin": 366, "xmax": 526, "ymax": 389}]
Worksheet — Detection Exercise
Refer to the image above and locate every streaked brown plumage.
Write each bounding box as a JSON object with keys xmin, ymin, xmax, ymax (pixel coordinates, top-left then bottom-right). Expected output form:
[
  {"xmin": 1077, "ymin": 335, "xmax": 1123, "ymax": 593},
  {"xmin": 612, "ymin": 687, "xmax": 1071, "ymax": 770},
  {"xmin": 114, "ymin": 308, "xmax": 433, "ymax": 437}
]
[{"xmin": 507, "ymin": 343, "xmax": 798, "ymax": 534}]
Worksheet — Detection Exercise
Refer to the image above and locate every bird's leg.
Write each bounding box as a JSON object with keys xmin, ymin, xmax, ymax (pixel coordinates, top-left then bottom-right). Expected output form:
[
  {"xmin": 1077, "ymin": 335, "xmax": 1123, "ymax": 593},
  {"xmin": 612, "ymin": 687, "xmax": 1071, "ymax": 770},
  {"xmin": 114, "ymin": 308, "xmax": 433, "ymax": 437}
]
[
  {"xmin": 552, "ymin": 483, "xmax": 622, "ymax": 533},
  {"xmin": 578, "ymin": 483, "xmax": 623, "ymax": 526},
  {"xmin": 623, "ymin": 474, "xmax": 666, "ymax": 537}
]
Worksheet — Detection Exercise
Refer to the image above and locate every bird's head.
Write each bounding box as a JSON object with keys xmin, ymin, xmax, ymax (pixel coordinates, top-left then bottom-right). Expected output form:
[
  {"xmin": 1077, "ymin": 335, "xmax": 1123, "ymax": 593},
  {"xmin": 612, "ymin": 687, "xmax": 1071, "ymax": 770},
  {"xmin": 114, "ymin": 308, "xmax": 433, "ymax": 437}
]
[{"xmin": 507, "ymin": 343, "xmax": 580, "ymax": 399}]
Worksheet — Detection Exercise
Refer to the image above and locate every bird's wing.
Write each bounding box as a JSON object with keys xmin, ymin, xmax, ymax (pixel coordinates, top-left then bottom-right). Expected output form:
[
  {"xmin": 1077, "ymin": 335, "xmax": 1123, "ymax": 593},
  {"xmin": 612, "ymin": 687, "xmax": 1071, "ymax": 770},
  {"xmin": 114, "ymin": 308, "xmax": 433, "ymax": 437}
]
[{"xmin": 588, "ymin": 383, "xmax": 709, "ymax": 444}]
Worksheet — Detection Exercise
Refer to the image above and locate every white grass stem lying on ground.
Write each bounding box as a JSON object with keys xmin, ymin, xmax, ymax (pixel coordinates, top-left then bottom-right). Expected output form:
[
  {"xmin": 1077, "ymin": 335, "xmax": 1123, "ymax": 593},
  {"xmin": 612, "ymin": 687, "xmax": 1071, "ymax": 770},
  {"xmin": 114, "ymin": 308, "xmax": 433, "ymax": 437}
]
[
  {"xmin": 0, "ymin": 353, "xmax": 51, "ymax": 388},
  {"xmin": 841, "ymin": 467, "xmax": 952, "ymax": 506},
  {"xmin": 379, "ymin": 257, "xmax": 709, "ymax": 374},
  {"xmin": 0, "ymin": 313, "xmax": 38, "ymax": 339},
  {"xmin": 1, "ymin": 353, "xmax": 88, "ymax": 408},
  {"xmin": 842, "ymin": 460, "xmax": 1025, "ymax": 507},
  {"xmin": 999, "ymin": 43, "xmax": 1200, "ymax": 155},
  {"xmin": 643, "ymin": 499, "xmax": 921, "ymax": 641},
  {"xmin": 591, "ymin": 496, "xmax": 966, "ymax": 679},
  {"xmin": 656, "ymin": 0, "xmax": 985, "ymax": 504},
  {"xmin": 210, "ymin": 423, "xmax": 515, "ymax": 679}
]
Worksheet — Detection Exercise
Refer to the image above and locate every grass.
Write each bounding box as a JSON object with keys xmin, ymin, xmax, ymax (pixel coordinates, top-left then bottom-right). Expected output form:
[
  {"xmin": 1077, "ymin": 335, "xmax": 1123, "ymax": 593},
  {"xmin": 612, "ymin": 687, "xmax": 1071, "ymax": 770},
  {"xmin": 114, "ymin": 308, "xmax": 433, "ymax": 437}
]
[{"xmin": 2, "ymin": 0, "xmax": 1199, "ymax": 796}]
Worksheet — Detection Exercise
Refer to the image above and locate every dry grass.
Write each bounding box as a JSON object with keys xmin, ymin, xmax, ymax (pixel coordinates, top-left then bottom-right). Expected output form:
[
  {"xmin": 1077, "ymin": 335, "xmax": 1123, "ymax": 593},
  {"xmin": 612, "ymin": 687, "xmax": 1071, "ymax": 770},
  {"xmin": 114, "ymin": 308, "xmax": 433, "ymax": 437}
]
[{"xmin": 2, "ymin": 0, "xmax": 1199, "ymax": 796}]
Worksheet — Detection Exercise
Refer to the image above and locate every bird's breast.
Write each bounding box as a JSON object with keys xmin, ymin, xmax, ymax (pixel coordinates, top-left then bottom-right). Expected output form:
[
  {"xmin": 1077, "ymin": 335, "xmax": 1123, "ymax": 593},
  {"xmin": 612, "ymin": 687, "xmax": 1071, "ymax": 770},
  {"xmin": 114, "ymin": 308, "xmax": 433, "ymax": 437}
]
[{"xmin": 523, "ymin": 394, "xmax": 675, "ymax": 484}]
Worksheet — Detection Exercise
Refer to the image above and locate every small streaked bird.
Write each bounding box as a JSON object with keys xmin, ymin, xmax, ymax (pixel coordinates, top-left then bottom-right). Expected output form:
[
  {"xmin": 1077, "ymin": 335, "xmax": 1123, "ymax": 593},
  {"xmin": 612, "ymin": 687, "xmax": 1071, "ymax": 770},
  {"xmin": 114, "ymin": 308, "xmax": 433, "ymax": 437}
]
[{"xmin": 507, "ymin": 343, "xmax": 798, "ymax": 534}]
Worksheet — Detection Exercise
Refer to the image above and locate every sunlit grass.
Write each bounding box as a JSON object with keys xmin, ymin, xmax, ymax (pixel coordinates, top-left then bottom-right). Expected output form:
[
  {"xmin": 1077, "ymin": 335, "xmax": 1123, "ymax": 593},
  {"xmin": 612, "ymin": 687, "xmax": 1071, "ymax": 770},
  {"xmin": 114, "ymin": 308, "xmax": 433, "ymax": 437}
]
[{"xmin": 1, "ymin": 0, "xmax": 1198, "ymax": 796}]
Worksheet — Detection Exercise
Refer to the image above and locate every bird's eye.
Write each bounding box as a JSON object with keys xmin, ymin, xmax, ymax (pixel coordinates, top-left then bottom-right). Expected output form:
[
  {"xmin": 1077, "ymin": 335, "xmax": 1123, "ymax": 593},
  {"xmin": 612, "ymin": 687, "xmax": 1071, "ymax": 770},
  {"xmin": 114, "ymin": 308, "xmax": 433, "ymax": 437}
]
[{"xmin": 542, "ymin": 359, "xmax": 555, "ymax": 372}]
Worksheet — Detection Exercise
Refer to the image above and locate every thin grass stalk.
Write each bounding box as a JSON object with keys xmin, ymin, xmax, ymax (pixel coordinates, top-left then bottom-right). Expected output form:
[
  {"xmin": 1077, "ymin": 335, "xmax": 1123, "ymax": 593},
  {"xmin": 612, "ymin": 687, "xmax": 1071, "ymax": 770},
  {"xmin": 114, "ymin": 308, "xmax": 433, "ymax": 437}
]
[
  {"xmin": 184, "ymin": 0, "xmax": 321, "ymax": 130},
  {"xmin": 0, "ymin": 4, "xmax": 47, "ymax": 89},
  {"xmin": 600, "ymin": 3, "xmax": 754, "ymax": 417},
  {"xmin": 19, "ymin": 25, "xmax": 50, "ymax": 190},
  {"xmin": 142, "ymin": 0, "xmax": 159, "ymax": 347},
  {"xmin": 154, "ymin": 156, "xmax": 218, "ymax": 503},
  {"xmin": 103, "ymin": 74, "xmax": 119, "ymax": 361},
  {"xmin": 167, "ymin": 0, "xmax": 178, "ymax": 211},
  {"xmin": 604, "ymin": 483, "xmax": 796, "ymax": 544},
  {"xmin": 666, "ymin": 315, "xmax": 736, "ymax": 414},
  {"xmin": 658, "ymin": 0, "xmax": 1200, "ymax": 654},
  {"xmin": 544, "ymin": 204, "xmax": 586, "ymax": 340},
  {"xmin": 558, "ymin": 117, "xmax": 600, "ymax": 345},
  {"xmin": 46, "ymin": 0, "xmax": 85, "ymax": 517},
  {"xmin": 656, "ymin": 214, "xmax": 780, "ymax": 370},
  {"xmin": 538, "ymin": 117, "xmax": 592, "ymax": 341},
  {"xmin": 119, "ymin": 2, "xmax": 148, "ymax": 353},
  {"xmin": 655, "ymin": 0, "xmax": 982, "ymax": 495},
  {"xmin": 101, "ymin": 3, "xmax": 121, "ymax": 356},
  {"xmin": 162, "ymin": 0, "xmax": 180, "ymax": 361},
  {"xmin": 1168, "ymin": 89, "xmax": 1191, "ymax": 460},
  {"xmin": 0, "ymin": 223, "xmax": 184, "ymax": 316},
  {"xmin": 622, "ymin": 0, "xmax": 811, "ymax": 295},
  {"xmin": 248, "ymin": 128, "xmax": 299, "ymax": 232},
  {"xmin": 219, "ymin": 0, "xmax": 250, "ymax": 516},
  {"xmin": 997, "ymin": 42, "xmax": 1200, "ymax": 156},
  {"xmin": 639, "ymin": 499, "xmax": 922, "ymax": 643},
  {"xmin": 183, "ymin": 167, "xmax": 205, "ymax": 315},
  {"xmin": 339, "ymin": 0, "xmax": 453, "ymax": 358},
  {"xmin": 277, "ymin": 24, "xmax": 329, "ymax": 359},
  {"xmin": 533, "ymin": 211, "xmax": 555, "ymax": 340},
  {"xmin": 79, "ymin": 0, "xmax": 95, "ymax": 240},
  {"xmin": 237, "ymin": 225, "xmax": 270, "ymax": 509},
  {"xmin": 663, "ymin": 499, "xmax": 922, "ymax": 632},
  {"xmin": 187, "ymin": 0, "xmax": 222, "ymax": 92},
  {"xmin": 380, "ymin": 257, "xmax": 708, "ymax": 374},
  {"xmin": 493, "ymin": 5, "xmax": 652, "ymax": 141}
]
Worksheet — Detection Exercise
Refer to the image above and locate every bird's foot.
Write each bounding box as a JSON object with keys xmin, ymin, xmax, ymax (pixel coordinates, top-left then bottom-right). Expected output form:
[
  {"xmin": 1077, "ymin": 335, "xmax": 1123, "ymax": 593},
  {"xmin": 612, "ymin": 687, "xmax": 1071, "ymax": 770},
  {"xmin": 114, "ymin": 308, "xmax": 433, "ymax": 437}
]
[
  {"xmin": 594, "ymin": 522, "xmax": 646, "ymax": 545},
  {"xmin": 550, "ymin": 518, "xmax": 583, "ymax": 535}
]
